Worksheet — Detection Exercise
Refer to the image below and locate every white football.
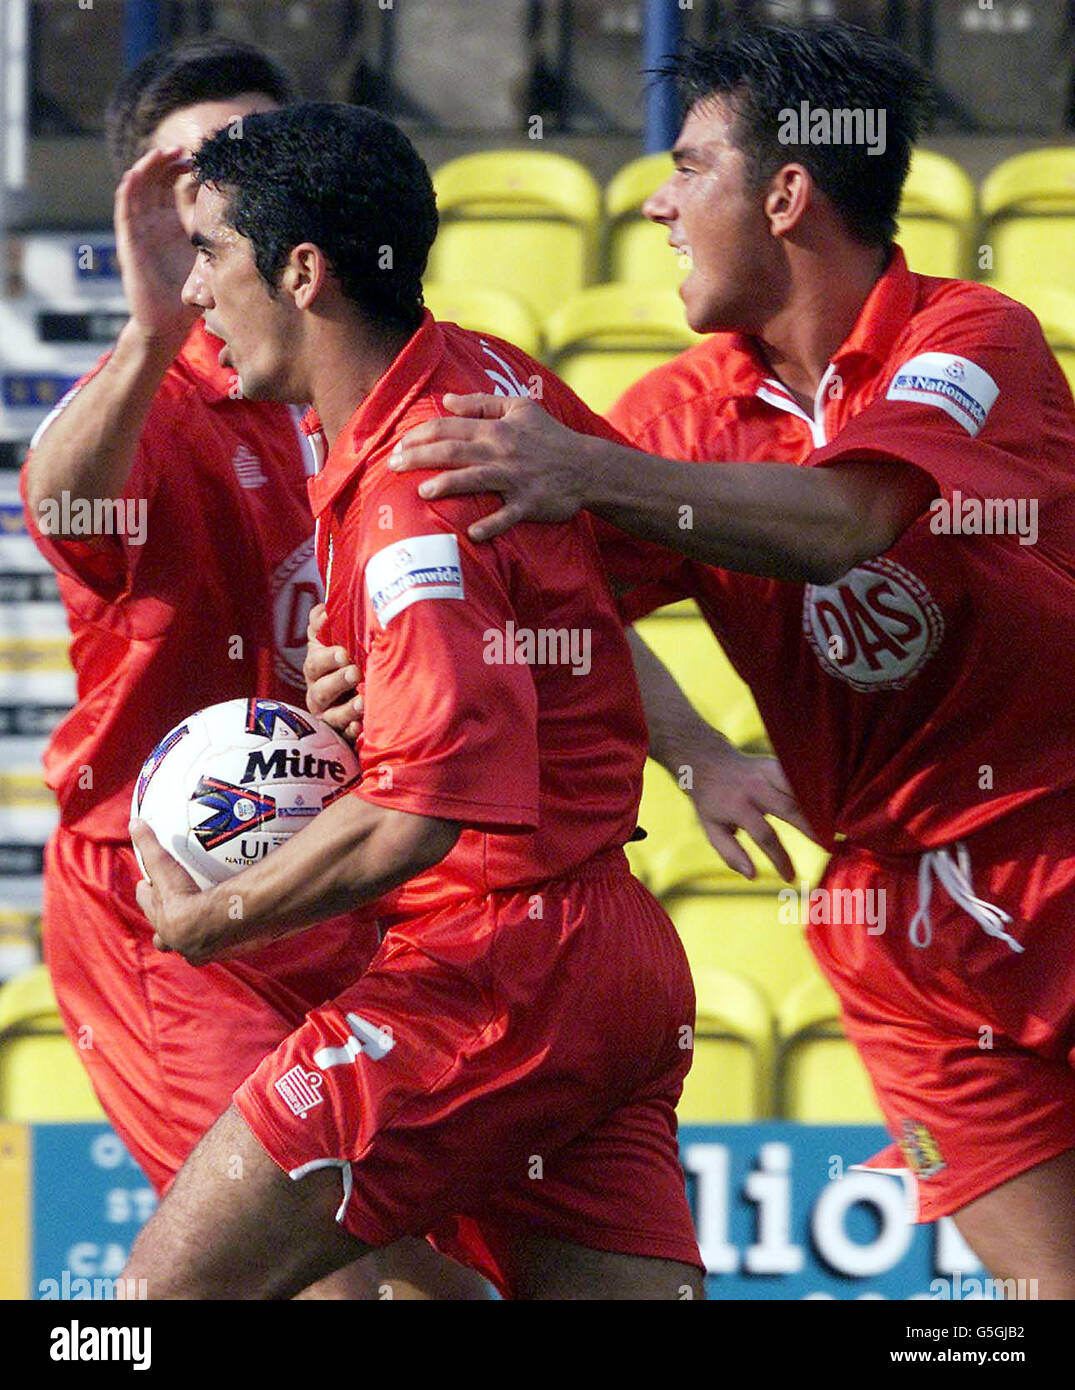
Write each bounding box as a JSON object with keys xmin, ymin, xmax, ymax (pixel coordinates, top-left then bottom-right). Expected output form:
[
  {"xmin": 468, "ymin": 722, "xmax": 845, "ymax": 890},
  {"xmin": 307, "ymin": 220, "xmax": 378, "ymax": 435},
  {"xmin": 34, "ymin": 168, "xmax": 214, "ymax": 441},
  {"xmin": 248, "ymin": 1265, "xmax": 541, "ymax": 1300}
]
[{"xmin": 131, "ymin": 698, "xmax": 360, "ymax": 889}]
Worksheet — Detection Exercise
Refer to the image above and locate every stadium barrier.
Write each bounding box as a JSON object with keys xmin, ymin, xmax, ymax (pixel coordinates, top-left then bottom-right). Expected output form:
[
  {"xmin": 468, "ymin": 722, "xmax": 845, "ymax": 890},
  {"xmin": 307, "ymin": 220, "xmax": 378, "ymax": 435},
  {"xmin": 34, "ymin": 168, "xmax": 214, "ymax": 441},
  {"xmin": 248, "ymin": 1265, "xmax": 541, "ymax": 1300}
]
[{"xmin": 0, "ymin": 1120, "xmax": 1008, "ymax": 1302}]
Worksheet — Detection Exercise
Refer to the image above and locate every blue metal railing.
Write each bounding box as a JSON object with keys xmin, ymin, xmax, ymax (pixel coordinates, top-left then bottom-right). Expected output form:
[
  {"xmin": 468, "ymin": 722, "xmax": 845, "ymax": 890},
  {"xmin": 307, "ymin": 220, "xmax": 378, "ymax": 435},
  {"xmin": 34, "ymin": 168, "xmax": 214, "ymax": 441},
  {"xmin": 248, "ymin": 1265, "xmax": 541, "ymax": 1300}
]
[
  {"xmin": 643, "ymin": 0, "xmax": 686, "ymax": 152},
  {"xmin": 123, "ymin": 0, "xmax": 162, "ymax": 69}
]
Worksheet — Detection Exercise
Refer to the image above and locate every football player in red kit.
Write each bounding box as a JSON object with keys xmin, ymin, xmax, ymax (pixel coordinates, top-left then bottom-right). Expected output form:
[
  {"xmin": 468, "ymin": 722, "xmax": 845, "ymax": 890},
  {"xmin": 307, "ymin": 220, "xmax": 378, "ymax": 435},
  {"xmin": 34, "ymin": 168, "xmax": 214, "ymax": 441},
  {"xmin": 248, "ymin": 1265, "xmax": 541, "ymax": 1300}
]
[
  {"xmin": 126, "ymin": 102, "xmax": 703, "ymax": 1301},
  {"xmin": 392, "ymin": 23, "xmax": 1075, "ymax": 1296},
  {"xmin": 22, "ymin": 41, "xmax": 484, "ymax": 1300}
]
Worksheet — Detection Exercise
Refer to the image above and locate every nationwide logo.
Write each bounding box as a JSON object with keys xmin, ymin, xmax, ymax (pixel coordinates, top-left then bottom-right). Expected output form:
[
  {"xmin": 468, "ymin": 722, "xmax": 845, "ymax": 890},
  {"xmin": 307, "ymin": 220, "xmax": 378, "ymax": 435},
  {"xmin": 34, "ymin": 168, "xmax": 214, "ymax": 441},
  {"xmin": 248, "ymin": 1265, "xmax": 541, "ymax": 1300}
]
[
  {"xmin": 891, "ymin": 371, "xmax": 987, "ymax": 427},
  {"xmin": 370, "ymin": 563, "xmax": 462, "ymax": 616},
  {"xmin": 365, "ymin": 533, "xmax": 465, "ymax": 627},
  {"xmin": 886, "ymin": 352, "xmax": 999, "ymax": 436},
  {"xmin": 135, "ymin": 724, "xmax": 188, "ymax": 811},
  {"xmin": 190, "ymin": 776, "xmax": 276, "ymax": 850}
]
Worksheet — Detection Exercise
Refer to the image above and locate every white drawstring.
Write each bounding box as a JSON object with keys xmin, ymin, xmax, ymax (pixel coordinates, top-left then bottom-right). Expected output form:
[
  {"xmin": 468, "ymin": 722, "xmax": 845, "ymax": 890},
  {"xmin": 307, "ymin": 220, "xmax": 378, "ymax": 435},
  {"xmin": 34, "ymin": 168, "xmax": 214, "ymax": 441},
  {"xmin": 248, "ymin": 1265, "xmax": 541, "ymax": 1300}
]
[{"xmin": 908, "ymin": 843, "xmax": 1024, "ymax": 954}]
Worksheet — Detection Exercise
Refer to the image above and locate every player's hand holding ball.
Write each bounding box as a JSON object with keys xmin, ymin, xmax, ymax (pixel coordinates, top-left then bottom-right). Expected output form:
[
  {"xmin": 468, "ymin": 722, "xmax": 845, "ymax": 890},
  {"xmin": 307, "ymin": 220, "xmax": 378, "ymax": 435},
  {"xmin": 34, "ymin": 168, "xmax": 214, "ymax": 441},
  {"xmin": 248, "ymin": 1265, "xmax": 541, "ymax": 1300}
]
[
  {"xmin": 304, "ymin": 603, "xmax": 364, "ymax": 744},
  {"xmin": 130, "ymin": 697, "xmax": 362, "ymax": 962},
  {"xmin": 129, "ymin": 819, "xmax": 212, "ymax": 963}
]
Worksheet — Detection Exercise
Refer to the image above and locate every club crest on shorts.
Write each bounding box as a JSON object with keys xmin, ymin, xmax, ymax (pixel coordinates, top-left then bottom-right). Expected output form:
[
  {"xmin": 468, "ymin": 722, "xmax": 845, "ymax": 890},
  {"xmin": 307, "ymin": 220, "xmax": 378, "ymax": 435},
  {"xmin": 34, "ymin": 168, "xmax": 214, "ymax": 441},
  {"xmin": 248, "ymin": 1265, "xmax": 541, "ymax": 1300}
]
[
  {"xmin": 274, "ymin": 1064, "xmax": 325, "ymax": 1118},
  {"xmin": 899, "ymin": 1119, "xmax": 946, "ymax": 1178}
]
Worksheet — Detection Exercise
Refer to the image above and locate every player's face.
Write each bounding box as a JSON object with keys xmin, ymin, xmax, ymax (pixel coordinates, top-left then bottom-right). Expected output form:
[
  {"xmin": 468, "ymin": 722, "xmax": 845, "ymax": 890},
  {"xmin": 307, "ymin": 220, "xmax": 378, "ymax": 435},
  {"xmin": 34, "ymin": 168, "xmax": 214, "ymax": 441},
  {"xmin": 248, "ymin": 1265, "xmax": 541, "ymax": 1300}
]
[
  {"xmin": 644, "ymin": 98, "xmax": 780, "ymax": 334},
  {"xmin": 181, "ymin": 183, "xmax": 299, "ymax": 401},
  {"xmin": 151, "ymin": 95, "xmax": 279, "ymax": 237}
]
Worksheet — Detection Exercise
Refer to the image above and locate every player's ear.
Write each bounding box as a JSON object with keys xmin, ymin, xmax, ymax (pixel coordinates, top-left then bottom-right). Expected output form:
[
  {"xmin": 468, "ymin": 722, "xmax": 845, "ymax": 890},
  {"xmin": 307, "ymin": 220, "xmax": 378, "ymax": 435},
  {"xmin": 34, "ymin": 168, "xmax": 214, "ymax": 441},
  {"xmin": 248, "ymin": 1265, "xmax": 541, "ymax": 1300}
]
[
  {"xmin": 284, "ymin": 243, "xmax": 328, "ymax": 310},
  {"xmin": 764, "ymin": 163, "xmax": 811, "ymax": 238}
]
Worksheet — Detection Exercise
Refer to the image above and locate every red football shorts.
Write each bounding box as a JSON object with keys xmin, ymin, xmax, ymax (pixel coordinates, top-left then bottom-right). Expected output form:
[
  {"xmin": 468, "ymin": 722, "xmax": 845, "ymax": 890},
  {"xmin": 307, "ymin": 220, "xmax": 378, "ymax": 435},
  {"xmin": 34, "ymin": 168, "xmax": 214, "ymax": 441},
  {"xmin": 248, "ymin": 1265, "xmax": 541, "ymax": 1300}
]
[
  {"xmin": 808, "ymin": 792, "xmax": 1075, "ymax": 1222},
  {"xmin": 43, "ymin": 827, "xmax": 382, "ymax": 1192},
  {"xmin": 234, "ymin": 850, "xmax": 703, "ymax": 1296}
]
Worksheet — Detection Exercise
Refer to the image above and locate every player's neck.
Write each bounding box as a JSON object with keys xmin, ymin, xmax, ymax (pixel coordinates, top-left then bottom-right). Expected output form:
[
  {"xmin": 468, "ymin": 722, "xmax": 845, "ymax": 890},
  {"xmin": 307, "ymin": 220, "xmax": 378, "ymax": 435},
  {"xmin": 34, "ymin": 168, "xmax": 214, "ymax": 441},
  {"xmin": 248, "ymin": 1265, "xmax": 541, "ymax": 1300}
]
[
  {"xmin": 754, "ymin": 242, "xmax": 890, "ymax": 413},
  {"xmin": 308, "ymin": 317, "xmax": 415, "ymax": 446}
]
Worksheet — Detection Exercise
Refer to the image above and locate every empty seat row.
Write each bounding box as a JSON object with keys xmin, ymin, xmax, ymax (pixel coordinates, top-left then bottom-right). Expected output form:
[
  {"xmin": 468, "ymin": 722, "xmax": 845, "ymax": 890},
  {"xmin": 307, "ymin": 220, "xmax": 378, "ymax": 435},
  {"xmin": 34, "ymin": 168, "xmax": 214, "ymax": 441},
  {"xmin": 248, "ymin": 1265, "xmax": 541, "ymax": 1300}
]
[
  {"xmin": 429, "ymin": 145, "xmax": 1075, "ymax": 311},
  {"xmin": 12, "ymin": 143, "xmax": 1075, "ymax": 313},
  {"xmin": 423, "ymin": 280, "xmax": 702, "ymax": 413},
  {"xmin": 682, "ymin": 967, "xmax": 882, "ymax": 1124},
  {"xmin": 0, "ymin": 964, "xmax": 103, "ymax": 1121},
  {"xmin": 7, "ymin": 140, "xmax": 1075, "ymax": 436}
]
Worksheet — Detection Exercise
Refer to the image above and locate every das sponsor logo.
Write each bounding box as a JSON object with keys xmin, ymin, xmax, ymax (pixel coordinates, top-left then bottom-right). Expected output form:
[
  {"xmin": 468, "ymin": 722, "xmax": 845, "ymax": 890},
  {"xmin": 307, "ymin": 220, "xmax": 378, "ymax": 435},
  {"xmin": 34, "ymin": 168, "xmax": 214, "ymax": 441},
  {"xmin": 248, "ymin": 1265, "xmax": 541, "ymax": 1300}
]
[
  {"xmin": 802, "ymin": 557, "xmax": 944, "ymax": 690},
  {"xmin": 272, "ymin": 539, "xmax": 323, "ymax": 687}
]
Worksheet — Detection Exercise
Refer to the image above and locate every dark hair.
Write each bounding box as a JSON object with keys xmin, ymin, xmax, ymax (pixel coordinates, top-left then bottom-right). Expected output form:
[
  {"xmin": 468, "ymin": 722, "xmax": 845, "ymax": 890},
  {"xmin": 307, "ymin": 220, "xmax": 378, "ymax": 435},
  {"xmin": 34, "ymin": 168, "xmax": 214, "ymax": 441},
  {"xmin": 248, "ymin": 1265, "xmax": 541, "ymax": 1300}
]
[
  {"xmin": 658, "ymin": 21, "xmax": 933, "ymax": 246},
  {"xmin": 193, "ymin": 103, "xmax": 438, "ymax": 333},
  {"xmin": 106, "ymin": 38, "xmax": 294, "ymax": 175}
]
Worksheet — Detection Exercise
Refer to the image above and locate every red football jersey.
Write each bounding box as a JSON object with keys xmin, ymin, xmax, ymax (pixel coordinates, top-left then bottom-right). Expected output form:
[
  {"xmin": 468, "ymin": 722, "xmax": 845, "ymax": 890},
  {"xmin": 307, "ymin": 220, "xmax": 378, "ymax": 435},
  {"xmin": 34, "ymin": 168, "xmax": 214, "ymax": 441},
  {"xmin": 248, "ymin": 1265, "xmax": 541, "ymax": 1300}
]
[
  {"xmin": 307, "ymin": 311, "xmax": 647, "ymax": 912},
  {"xmin": 603, "ymin": 247, "xmax": 1075, "ymax": 856},
  {"xmin": 21, "ymin": 320, "xmax": 324, "ymax": 840}
]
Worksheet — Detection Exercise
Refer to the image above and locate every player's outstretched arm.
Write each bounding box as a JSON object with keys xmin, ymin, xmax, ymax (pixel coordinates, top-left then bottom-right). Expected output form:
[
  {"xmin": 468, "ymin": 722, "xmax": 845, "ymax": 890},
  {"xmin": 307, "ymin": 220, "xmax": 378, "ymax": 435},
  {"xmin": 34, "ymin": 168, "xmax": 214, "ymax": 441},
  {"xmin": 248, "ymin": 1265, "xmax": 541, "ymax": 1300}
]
[
  {"xmin": 627, "ymin": 629, "xmax": 814, "ymax": 883},
  {"xmin": 23, "ymin": 149, "xmax": 196, "ymax": 526},
  {"xmin": 131, "ymin": 795, "xmax": 460, "ymax": 965},
  {"xmin": 395, "ymin": 394, "xmax": 936, "ymax": 584}
]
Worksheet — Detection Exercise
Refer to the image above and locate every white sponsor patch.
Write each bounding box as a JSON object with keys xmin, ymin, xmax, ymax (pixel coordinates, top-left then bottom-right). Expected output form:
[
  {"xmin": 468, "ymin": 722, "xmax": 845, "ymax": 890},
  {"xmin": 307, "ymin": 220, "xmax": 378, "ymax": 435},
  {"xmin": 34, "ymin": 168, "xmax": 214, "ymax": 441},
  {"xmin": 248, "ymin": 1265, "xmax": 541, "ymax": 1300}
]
[
  {"xmin": 885, "ymin": 352, "xmax": 999, "ymax": 436},
  {"xmin": 29, "ymin": 380, "xmax": 85, "ymax": 450},
  {"xmin": 365, "ymin": 532, "xmax": 464, "ymax": 627},
  {"xmin": 803, "ymin": 557, "xmax": 944, "ymax": 691}
]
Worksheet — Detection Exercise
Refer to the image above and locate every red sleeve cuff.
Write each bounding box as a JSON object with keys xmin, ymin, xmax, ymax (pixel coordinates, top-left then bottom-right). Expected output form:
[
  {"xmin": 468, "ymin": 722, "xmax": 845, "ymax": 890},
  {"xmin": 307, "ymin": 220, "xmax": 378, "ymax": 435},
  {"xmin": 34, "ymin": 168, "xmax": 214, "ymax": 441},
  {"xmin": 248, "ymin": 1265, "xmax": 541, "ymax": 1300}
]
[{"xmin": 352, "ymin": 778, "xmax": 538, "ymax": 834}]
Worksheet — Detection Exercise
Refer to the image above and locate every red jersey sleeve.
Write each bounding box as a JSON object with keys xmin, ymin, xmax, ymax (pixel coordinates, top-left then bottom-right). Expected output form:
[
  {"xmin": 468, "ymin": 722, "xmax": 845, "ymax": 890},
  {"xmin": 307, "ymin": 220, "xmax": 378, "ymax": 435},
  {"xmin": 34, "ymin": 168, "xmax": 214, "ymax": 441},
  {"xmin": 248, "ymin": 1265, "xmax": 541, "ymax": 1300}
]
[
  {"xmin": 593, "ymin": 394, "xmax": 695, "ymax": 624},
  {"xmin": 809, "ymin": 290, "xmax": 1075, "ymax": 509},
  {"xmin": 19, "ymin": 357, "xmax": 172, "ymax": 600},
  {"xmin": 351, "ymin": 468, "xmax": 540, "ymax": 831}
]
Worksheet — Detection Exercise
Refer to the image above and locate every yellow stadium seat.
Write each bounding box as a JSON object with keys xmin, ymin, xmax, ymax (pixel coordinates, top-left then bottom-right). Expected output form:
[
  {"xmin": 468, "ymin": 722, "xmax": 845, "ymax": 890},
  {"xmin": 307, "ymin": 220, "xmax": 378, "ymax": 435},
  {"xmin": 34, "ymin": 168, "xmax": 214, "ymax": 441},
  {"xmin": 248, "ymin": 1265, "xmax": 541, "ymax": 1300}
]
[
  {"xmin": 544, "ymin": 284, "xmax": 700, "ymax": 413},
  {"xmin": 895, "ymin": 149, "xmax": 976, "ymax": 279},
  {"xmin": 421, "ymin": 282, "xmax": 543, "ymax": 359},
  {"xmin": 983, "ymin": 279, "xmax": 1075, "ymax": 396},
  {"xmin": 604, "ymin": 152, "xmax": 685, "ymax": 287},
  {"xmin": 0, "ymin": 964, "xmax": 105, "ymax": 1121},
  {"xmin": 679, "ymin": 968, "xmax": 774, "ymax": 1122},
  {"xmin": 627, "ymin": 602, "xmax": 829, "ymax": 894},
  {"xmin": 665, "ymin": 890, "xmax": 822, "ymax": 1012},
  {"xmin": 775, "ymin": 973, "xmax": 883, "ymax": 1123},
  {"xmin": 428, "ymin": 151, "xmax": 601, "ymax": 322},
  {"xmin": 633, "ymin": 603, "xmax": 766, "ymax": 749},
  {"xmin": 980, "ymin": 149, "xmax": 1075, "ymax": 292}
]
